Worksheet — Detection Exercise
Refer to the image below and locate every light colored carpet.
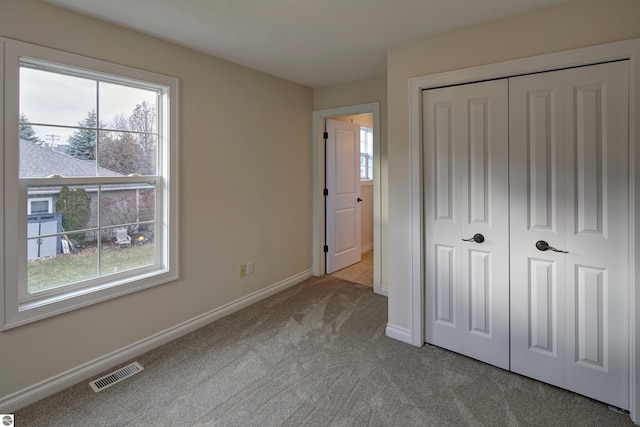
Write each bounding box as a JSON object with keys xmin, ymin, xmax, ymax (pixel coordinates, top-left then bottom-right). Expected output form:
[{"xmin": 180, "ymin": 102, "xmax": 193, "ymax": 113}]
[{"xmin": 15, "ymin": 276, "xmax": 632, "ymax": 426}]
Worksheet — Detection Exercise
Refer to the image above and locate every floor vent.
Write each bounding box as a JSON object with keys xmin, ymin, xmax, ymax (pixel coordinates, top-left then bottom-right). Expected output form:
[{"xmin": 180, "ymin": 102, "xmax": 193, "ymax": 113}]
[{"xmin": 89, "ymin": 362, "xmax": 143, "ymax": 392}]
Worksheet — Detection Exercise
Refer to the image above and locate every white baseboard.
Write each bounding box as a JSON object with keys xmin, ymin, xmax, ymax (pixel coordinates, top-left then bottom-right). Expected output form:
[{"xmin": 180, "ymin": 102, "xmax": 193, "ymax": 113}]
[
  {"xmin": 377, "ymin": 284, "xmax": 388, "ymax": 297},
  {"xmin": 385, "ymin": 323, "xmax": 413, "ymax": 345},
  {"xmin": 0, "ymin": 269, "xmax": 313, "ymax": 413},
  {"xmin": 361, "ymin": 242, "xmax": 373, "ymax": 253}
]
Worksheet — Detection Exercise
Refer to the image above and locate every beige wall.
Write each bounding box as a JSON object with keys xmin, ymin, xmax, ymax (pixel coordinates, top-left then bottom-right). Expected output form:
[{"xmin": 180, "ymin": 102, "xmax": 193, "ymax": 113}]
[
  {"xmin": 0, "ymin": 0, "xmax": 312, "ymax": 403},
  {"xmin": 360, "ymin": 182, "xmax": 374, "ymax": 250},
  {"xmin": 386, "ymin": 0, "xmax": 640, "ymax": 332}
]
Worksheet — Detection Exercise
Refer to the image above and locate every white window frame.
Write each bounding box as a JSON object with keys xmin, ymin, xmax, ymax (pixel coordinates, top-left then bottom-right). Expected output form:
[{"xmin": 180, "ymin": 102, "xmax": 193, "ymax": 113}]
[
  {"xmin": 1, "ymin": 39, "xmax": 179, "ymax": 330},
  {"xmin": 27, "ymin": 197, "xmax": 53, "ymax": 215}
]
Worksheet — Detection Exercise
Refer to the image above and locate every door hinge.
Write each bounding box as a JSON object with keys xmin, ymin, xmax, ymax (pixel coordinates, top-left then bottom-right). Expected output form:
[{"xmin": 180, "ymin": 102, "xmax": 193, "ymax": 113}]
[
  {"xmin": 323, "ymin": 188, "xmax": 328, "ymax": 196},
  {"xmin": 323, "ymin": 245, "xmax": 329, "ymax": 253},
  {"xmin": 323, "ymin": 131, "xmax": 328, "ymax": 140}
]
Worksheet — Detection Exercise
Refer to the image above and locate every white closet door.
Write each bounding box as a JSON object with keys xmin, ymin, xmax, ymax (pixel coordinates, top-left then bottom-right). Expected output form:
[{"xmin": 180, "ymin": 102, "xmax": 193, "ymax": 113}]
[
  {"xmin": 509, "ymin": 61, "xmax": 629, "ymax": 409},
  {"xmin": 509, "ymin": 69, "xmax": 568, "ymax": 386},
  {"xmin": 424, "ymin": 80, "xmax": 510, "ymax": 369}
]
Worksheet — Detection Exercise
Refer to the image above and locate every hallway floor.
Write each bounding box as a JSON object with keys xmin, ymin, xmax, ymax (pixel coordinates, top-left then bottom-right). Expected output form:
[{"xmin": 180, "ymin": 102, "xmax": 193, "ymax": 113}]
[{"xmin": 329, "ymin": 250, "xmax": 373, "ymax": 287}]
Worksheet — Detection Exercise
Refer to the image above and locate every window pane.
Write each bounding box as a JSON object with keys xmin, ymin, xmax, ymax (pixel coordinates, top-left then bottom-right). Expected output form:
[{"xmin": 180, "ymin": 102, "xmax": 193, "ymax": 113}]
[
  {"xmin": 28, "ymin": 231, "xmax": 98, "ymax": 293},
  {"xmin": 29, "ymin": 184, "xmax": 97, "ymax": 232},
  {"xmin": 99, "ymin": 82, "xmax": 157, "ymax": 130},
  {"xmin": 20, "ymin": 67, "xmax": 96, "ymax": 127},
  {"xmin": 100, "ymin": 183, "xmax": 156, "ymax": 227},
  {"xmin": 21, "ymin": 130, "xmax": 102, "ymax": 178},
  {"xmin": 30, "ymin": 200, "xmax": 50, "ymax": 214},
  {"xmin": 98, "ymin": 131, "xmax": 157, "ymax": 176},
  {"xmin": 20, "ymin": 126, "xmax": 96, "ymax": 178},
  {"xmin": 100, "ymin": 225, "xmax": 156, "ymax": 275}
]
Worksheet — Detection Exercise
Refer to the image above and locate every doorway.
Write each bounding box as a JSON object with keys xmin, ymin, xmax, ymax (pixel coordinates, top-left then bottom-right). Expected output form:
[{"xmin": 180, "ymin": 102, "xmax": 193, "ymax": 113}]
[{"xmin": 312, "ymin": 103, "xmax": 383, "ymax": 295}]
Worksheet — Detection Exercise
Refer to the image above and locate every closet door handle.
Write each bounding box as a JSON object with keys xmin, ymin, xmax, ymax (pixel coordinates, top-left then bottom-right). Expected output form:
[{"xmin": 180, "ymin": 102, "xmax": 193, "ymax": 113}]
[
  {"xmin": 535, "ymin": 240, "xmax": 569, "ymax": 253},
  {"xmin": 462, "ymin": 233, "xmax": 485, "ymax": 243}
]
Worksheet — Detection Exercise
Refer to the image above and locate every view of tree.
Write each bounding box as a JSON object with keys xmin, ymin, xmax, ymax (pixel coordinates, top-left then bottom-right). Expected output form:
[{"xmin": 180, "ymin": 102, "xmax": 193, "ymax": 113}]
[
  {"xmin": 19, "ymin": 113, "xmax": 43, "ymax": 144},
  {"xmin": 97, "ymin": 102, "xmax": 157, "ymax": 175},
  {"xmin": 102, "ymin": 188, "xmax": 155, "ymax": 235},
  {"xmin": 66, "ymin": 110, "xmax": 104, "ymax": 160},
  {"xmin": 55, "ymin": 186, "xmax": 91, "ymax": 242},
  {"xmin": 129, "ymin": 101, "xmax": 157, "ymax": 174},
  {"xmin": 99, "ymin": 115, "xmax": 144, "ymax": 176}
]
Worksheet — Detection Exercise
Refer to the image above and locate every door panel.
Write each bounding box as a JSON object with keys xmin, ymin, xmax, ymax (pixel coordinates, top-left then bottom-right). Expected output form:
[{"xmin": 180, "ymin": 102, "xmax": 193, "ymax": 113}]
[
  {"xmin": 468, "ymin": 249, "xmax": 490, "ymax": 335},
  {"xmin": 424, "ymin": 79, "xmax": 509, "ymax": 369},
  {"xmin": 564, "ymin": 62, "xmax": 629, "ymax": 409},
  {"xmin": 510, "ymin": 69, "xmax": 567, "ymax": 386},
  {"xmin": 527, "ymin": 89, "xmax": 558, "ymax": 232},
  {"xmin": 528, "ymin": 258, "xmax": 557, "ymax": 355},
  {"xmin": 435, "ymin": 103, "xmax": 454, "ymax": 221},
  {"xmin": 435, "ymin": 244, "xmax": 456, "ymax": 325},
  {"xmin": 326, "ymin": 119, "xmax": 361, "ymax": 274},
  {"xmin": 510, "ymin": 61, "xmax": 629, "ymax": 409}
]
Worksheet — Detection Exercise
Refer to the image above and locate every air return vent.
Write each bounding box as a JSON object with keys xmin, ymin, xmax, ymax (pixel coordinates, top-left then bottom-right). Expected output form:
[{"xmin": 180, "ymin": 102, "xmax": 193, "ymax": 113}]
[{"xmin": 89, "ymin": 362, "xmax": 143, "ymax": 392}]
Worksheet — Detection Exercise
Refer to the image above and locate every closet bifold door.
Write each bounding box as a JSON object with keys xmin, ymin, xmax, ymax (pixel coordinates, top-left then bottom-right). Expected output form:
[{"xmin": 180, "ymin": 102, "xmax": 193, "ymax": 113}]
[
  {"xmin": 509, "ymin": 61, "xmax": 630, "ymax": 409},
  {"xmin": 423, "ymin": 79, "xmax": 510, "ymax": 369}
]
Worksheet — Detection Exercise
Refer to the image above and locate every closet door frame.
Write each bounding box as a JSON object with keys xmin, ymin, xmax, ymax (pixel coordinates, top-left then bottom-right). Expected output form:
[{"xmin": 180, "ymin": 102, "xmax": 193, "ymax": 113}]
[{"xmin": 409, "ymin": 38, "xmax": 640, "ymax": 421}]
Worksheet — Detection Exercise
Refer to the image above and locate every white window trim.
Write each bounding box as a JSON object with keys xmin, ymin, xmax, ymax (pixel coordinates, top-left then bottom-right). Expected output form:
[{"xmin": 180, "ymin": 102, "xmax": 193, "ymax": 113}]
[
  {"xmin": 27, "ymin": 197, "xmax": 53, "ymax": 215},
  {"xmin": 1, "ymin": 38, "xmax": 180, "ymax": 330}
]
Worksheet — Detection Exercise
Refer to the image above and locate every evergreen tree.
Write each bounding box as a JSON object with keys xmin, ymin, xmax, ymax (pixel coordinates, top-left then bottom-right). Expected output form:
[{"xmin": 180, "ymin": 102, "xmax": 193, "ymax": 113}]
[
  {"xmin": 66, "ymin": 110, "xmax": 103, "ymax": 160},
  {"xmin": 19, "ymin": 113, "xmax": 43, "ymax": 144},
  {"xmin": 55, "ymin": 186, "xmax": 91, "ymax": 242}
]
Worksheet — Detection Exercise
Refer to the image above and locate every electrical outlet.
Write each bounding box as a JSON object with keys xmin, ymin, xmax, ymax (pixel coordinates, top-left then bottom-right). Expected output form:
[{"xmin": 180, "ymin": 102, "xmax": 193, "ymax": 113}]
[
  {"xmin": 240, "ymin": 264, "xmax": 247, "ymax": 278},
  {"xmin": 247, "ymin": 261, "xmax": 254, "ymax": 274}
]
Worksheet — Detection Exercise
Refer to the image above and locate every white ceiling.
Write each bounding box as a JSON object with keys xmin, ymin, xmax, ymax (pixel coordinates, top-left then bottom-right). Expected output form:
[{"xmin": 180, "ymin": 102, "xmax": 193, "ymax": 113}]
[{"xmin": 44, "ymin": 0, "xmax": 566, "ymax": 88}]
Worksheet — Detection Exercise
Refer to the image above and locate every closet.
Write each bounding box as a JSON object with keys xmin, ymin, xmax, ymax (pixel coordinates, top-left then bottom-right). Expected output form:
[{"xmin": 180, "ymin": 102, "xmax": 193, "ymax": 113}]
[{"xmin": 423, "ymin": 61, "xmax": 629, "ymax": 409}]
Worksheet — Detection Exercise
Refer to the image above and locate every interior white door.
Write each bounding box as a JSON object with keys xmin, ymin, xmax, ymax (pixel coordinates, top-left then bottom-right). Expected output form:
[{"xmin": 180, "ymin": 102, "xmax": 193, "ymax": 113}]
[
  {"xmin": 325, "ymin": 119, "xmax": 361, "ymax": 274},
  {"xmin": 509, "ymin": 61, "xmax": 629, "ymax": 409},
  {"xmin": 423, "ymin": 80, "xmax": 510, "ymax": 369}
]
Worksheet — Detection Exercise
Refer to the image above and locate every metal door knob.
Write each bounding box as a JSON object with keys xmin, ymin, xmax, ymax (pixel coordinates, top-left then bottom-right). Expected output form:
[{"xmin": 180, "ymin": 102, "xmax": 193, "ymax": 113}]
[
  {"xmin": 462, "ymin": 233, "xmax": 485, "ymax": 243},
  {"xmin": 357, "ymin": 197, "xmax": 363, "ymax": 202},
  {"xmin": 535, "ymin": 240, "xmax": 569, "ymax": 253}
]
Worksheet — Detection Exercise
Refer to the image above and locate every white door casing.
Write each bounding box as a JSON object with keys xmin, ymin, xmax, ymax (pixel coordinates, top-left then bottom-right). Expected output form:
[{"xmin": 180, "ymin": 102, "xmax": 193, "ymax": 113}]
[
  {"xmin": 325, "ymin": 119, "xmax": 362, "ymax": 274},
  {"xmin": 424, "ymin": 80, "xmax": 510, "ymax": 369},
  {"xmin": 510, "ymin": 61, "xmax": 630, "ymax": 409}
]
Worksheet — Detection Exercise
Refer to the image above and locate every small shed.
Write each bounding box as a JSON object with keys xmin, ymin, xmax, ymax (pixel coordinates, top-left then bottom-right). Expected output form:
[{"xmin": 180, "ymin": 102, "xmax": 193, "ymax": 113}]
[{"xmin": 27, "ymin": 213, "xmax": 62, "ymax": 260}]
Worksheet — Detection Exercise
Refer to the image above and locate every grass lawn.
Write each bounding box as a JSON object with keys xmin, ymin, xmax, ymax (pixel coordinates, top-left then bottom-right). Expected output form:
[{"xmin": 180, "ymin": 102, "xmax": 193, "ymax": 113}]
[{"xmin": 28, "ymin": 242, "xmax": 155, "ymax": 293}]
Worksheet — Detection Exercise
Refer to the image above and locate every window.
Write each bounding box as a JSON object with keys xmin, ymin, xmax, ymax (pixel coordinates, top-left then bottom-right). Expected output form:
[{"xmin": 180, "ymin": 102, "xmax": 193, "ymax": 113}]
[
  {"xmin": 360, "ymin": 127, "xmax": 373, "ymax": 180},
  {"xmin": 1, "ymin": 39, "xmax": 179, "ymax": 329},
  {"xmin": 28, "ymin": 198, "xmax": 52, "ymax": 215}
]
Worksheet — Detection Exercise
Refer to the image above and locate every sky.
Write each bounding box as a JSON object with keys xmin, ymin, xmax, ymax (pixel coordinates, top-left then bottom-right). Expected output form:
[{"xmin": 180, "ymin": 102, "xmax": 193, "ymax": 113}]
[{"xmin": 20, "ymin": 66, "xmax": 157, "ymax": 147}]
